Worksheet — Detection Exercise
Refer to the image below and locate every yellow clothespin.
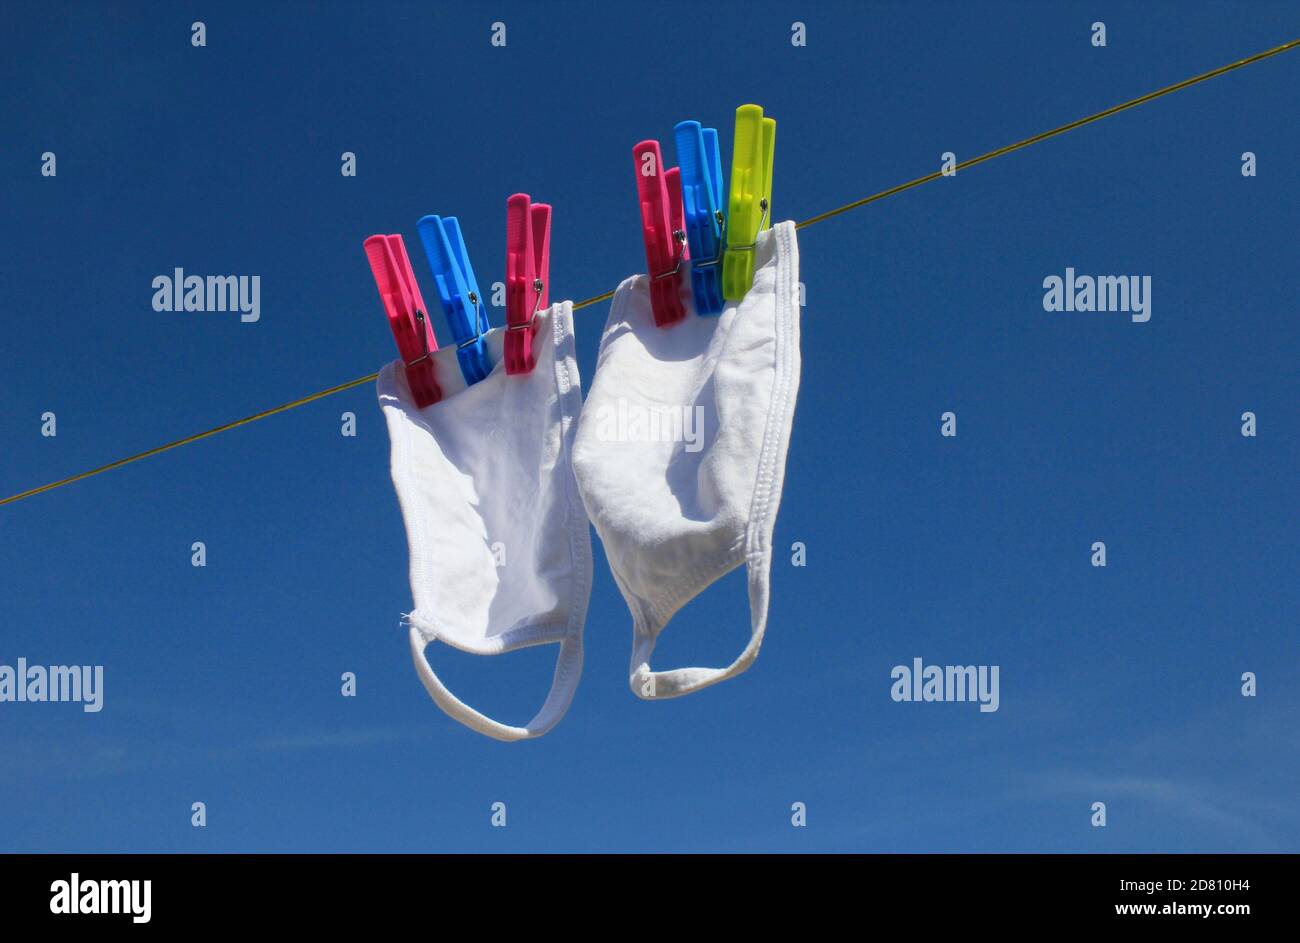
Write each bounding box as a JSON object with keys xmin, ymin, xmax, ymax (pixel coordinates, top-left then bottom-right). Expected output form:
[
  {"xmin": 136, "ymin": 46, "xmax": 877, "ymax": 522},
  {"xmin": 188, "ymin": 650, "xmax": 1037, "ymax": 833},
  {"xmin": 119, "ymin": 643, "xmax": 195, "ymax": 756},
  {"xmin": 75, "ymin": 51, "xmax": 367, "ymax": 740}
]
[{"xmin": 722, "ymin": 104, "xmax": 776, "ymax": 301}]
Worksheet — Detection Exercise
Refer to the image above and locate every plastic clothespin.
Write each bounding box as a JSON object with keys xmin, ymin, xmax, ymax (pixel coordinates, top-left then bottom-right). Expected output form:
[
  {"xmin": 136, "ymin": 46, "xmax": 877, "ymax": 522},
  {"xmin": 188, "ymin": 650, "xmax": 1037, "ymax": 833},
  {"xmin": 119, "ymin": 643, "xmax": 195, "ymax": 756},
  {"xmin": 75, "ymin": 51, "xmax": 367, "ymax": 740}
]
[
  {"xmin": 674, "ymin": 120, "xmax": 726, "ymax": 316},
  {"xmin": 722, "ymin": 104, "xmax": 776, "ymax": 301},
  {"xmin": 417, "ymin": 215, "xmax": 492, "ymax": 386},
  {"xmin": 504, "ymin": 193, "xmax": 551, "ymax": 375},
  {"xmin": 363, "ymin": 233, "xmax": 442, "ymax": 407},
  {"xmin": 633, "ymin": 140, "xmax": 688, "ymax": 327}
]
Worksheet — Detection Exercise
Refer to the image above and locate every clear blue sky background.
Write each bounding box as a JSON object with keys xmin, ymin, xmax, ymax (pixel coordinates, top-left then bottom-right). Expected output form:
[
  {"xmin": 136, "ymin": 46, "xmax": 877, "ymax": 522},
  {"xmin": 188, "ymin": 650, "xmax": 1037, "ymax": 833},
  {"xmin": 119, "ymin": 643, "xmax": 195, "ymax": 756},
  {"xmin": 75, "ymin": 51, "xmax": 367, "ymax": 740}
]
[{"xmin": 1, "ymin": 2, "xmax": 1296, "ymax": 852}]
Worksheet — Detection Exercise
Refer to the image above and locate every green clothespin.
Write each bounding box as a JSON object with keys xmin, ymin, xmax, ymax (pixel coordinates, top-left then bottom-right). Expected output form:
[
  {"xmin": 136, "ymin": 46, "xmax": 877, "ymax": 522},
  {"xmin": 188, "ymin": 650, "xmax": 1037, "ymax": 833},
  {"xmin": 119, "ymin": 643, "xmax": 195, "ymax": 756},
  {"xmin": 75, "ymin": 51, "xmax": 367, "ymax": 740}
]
[{"xmin": 722, "ymin": 104, "xmax": 776, "ymax": 301}]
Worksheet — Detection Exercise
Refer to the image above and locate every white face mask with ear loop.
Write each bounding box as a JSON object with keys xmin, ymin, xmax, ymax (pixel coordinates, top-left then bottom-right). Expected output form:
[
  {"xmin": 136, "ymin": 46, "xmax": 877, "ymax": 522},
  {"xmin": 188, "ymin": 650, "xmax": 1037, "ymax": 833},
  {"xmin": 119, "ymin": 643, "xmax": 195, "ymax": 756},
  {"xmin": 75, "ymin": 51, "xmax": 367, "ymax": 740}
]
[
  {"xmin": 378, "ymin": 302, "xmax": 592, "ymax": 741},
  {"xmin": 572, "ymin": 221, "xmax": 802, "ymax": 699}
]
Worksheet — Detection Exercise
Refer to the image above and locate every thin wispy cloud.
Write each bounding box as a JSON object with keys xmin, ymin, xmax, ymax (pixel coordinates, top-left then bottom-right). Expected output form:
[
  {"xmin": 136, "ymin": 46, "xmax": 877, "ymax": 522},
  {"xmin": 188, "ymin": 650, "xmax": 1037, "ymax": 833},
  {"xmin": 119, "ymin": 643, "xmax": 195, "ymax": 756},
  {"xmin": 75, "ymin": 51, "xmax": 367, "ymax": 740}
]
[
  {"xmin": 1015, "ymin": 770, "xmax": 1296, "ymax": 849},
  {"xmin": 0, "ymin": 726, "xmax": 431, "ymax": 783}
]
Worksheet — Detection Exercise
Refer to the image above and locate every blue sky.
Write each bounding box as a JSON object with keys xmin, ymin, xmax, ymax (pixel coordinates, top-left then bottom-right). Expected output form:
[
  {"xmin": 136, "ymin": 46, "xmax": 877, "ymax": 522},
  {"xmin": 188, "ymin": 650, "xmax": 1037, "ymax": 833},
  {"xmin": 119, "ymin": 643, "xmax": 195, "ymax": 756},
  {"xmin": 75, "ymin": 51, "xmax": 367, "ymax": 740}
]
[{"xmin": 1, "ymin": 2, "xmax": 1296, "ymax": 852}]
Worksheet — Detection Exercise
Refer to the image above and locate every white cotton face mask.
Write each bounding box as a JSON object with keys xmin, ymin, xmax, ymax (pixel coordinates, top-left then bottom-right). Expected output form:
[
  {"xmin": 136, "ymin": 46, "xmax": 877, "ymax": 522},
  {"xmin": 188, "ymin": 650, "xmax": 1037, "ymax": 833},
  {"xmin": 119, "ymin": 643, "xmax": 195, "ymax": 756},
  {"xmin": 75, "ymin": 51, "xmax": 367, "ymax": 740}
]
[
  {"xmin": 572, "ymin": 221, "xmax": 801, "ymax": 699},
  {"xmin": 378, "ymin": 302, "xmax": 592, "ymax": 741}
]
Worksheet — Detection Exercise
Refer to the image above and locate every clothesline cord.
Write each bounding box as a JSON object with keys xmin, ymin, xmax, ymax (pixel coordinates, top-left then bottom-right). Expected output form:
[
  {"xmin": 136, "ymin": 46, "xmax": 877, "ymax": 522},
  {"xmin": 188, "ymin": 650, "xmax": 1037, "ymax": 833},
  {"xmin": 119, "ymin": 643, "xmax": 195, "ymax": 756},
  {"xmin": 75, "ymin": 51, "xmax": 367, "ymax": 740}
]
[{"xmin": 3, "ymin": 36, "xmax": 1297, "ymax": 509}]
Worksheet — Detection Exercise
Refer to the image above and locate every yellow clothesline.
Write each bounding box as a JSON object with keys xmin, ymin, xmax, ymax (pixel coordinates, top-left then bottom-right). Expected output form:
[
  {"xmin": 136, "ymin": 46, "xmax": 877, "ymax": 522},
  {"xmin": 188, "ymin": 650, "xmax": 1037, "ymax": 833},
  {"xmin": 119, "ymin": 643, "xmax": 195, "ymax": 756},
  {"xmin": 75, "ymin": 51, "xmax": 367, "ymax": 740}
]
[{"xmin": 3, "ymin": 36, "xmax": 1297, "ymax": 509}]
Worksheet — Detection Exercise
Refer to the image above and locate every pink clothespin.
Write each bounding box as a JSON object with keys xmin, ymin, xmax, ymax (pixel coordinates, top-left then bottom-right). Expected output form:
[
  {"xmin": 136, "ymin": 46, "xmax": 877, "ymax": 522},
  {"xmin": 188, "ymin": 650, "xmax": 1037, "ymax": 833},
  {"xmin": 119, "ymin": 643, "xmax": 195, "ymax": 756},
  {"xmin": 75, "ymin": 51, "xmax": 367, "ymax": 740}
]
[
  {"xmin": 633, "ymin": 140, "xmax": 688, "ymax": 327},
  {"xmin": 364, "ymin": 233, "xmax": 442, "ymax": 407},
  {"xmin": 505, "ymin": 193, "xmax": 551, "ymax": 375}
]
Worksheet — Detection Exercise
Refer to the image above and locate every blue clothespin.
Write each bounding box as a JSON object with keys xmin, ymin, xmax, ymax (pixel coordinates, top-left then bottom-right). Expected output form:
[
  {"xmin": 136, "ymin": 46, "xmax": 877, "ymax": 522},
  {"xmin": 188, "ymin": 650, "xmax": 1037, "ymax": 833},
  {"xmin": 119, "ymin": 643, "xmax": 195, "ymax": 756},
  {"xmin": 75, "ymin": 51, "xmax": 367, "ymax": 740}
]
[
  {"xmin": 674, "ymin": 120, "xmax": 726, "ymax": 315},
  {"xmin": 417, "ymin": 215, "xmax": 492, "ymax": 385}
]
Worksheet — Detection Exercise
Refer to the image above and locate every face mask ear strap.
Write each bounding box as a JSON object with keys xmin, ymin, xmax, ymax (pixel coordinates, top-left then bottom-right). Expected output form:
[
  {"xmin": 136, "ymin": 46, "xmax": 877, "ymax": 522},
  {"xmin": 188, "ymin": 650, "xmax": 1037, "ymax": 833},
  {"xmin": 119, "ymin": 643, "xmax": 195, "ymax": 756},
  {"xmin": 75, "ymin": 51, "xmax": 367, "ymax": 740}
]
[
  {"xmin": 408, "ymin": 624, "xmax": 583, "ymax": 742},
  {"xmin": 628, "ymin": 557, "xmax": 771, "ymax": 699}
]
